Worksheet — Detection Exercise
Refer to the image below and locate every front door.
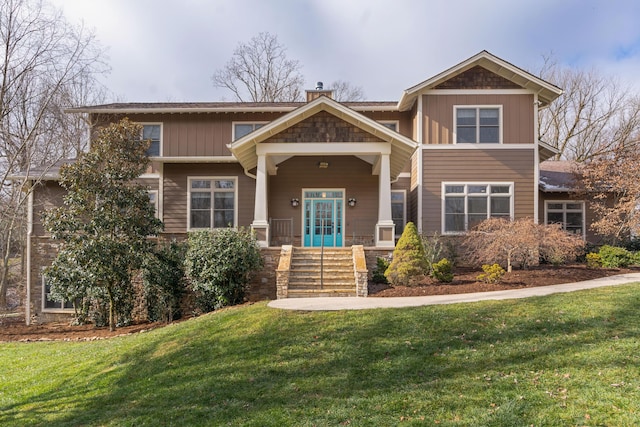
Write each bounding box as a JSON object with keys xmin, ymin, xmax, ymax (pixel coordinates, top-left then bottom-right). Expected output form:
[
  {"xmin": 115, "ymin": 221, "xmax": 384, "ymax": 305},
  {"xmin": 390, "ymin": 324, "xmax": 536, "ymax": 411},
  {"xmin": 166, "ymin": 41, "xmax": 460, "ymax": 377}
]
[{"xmin": 303, "ymin": 190, "xmax": 343, "ymax": 247}]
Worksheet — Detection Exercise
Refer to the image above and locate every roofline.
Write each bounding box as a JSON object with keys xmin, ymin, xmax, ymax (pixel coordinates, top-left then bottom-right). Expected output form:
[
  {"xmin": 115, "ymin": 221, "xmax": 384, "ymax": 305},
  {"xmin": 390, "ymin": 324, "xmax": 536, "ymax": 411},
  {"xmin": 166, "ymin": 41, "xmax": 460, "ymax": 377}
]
[
  {"xmin": 397, "ymin": 50, "xmax": 563, "ymax": 111},
  {"xmin": 64, "ymin": 104, "xmax": 399, "ymax": 115}
]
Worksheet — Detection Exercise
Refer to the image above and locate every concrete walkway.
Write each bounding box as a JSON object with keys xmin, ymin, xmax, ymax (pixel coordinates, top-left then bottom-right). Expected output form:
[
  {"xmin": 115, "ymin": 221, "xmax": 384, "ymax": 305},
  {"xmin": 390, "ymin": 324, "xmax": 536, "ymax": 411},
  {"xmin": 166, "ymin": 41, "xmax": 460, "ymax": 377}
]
[{"xmin": 268, "ymin": 272, "xmax": 640, "ymax": 311}]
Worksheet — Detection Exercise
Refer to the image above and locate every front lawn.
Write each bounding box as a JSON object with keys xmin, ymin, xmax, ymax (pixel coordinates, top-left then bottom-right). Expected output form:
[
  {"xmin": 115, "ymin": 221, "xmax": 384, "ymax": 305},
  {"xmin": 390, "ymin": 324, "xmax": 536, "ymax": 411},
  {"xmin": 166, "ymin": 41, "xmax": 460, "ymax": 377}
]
[{"xmin": 1, "ymin": 284, "xmax": 640, "ymax": 426}]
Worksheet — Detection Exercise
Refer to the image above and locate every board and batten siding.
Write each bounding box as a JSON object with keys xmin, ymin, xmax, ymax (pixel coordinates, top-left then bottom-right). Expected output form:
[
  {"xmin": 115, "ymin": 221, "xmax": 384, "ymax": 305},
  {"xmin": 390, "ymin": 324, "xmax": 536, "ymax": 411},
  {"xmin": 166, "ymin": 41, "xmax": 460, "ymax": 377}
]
[
  {"xmin": 162, "ymin": 163, "xmax": 255, "ymax": 234},
  {"xmin": 422, "ymin": 148, "xmax": 536, "ymax": 234},
  {"xmin": 422, "ymin": 94, "xmax": 534, "ymax": 145}
]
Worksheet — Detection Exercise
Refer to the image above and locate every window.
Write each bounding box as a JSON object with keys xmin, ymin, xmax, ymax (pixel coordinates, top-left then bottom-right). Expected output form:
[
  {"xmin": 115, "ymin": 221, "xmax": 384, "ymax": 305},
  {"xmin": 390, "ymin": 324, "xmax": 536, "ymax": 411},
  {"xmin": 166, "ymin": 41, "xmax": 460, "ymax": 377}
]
[
  {"xmin": 380, "ymin": 121, "xmax": 399, "ymax": 132},
  {"xmin": 188, "ymin": 177, "xmax": 237, "ymax": 230},
  {"xmin": 455, "ymin": 106, "xmax": 501, "ymax": 144},
  {"xmin": 233, "ymin": 122, "xmax": 266, "ymax": 141},
  {"xmin": 391, "ymin": 190, "xmax": 406, "ymax": 236},
  {"xmin": 546, "ymin": 201, "xmax": 585, "ymax": 237},
  {"xmin": 443, "ymin": 183, "xmax": 513, "ymax": 233},
  {"xmin": 148, "ymin": 190, "xmax": 159, "ymax": 218},
  {"xmin": 142, "ymin": 124, "xmax": 162, "ymax": 156},
  {"xmin": 43, "ymin": 275, "xmax": 74, "ymax": 311}
]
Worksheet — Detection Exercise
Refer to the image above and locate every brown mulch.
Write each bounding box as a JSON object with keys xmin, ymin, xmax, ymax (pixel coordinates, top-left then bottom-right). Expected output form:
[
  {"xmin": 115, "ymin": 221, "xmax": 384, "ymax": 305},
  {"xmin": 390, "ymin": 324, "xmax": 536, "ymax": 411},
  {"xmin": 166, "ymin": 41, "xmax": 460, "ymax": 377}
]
[{"xmin": 1, "ymin": 265, "xmax": 638, "ymax": 343}]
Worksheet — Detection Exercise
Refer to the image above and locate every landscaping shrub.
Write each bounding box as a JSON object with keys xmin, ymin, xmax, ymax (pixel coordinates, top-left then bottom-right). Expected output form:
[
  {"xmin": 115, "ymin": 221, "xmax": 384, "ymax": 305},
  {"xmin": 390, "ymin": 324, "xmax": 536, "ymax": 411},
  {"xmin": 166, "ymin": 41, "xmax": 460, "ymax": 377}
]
[
  {"xmin": 421, "ymin": 232, "xmax": 444, "ymax": 274},
  {"xmin": 384, "ymin": 222, "xmax": 428, "ymax": 286},
  {"xmin": 185, "ymin": 228, "xmax": 263, "ymax": 312},
  {"xmin": 142, "ymin": 240, "xmax": 187, "ymax": 323},
  {"xmin": 598, "ymin": 245, "xmax": 633, "ymax": 268},
  {"xmin": 431, "ymin": 258, "xmax": 454, "ymax": 283},
  {"xmin": 585, "ymin": 252, "xmax": 602, "ymax": 269},
  {"xmin": 372, "ymin": 257, "xmax": 390, "ymax": 284},
  {"xmin": 477, "ymin": 263, "xmax": 506, "ymax": 284}
]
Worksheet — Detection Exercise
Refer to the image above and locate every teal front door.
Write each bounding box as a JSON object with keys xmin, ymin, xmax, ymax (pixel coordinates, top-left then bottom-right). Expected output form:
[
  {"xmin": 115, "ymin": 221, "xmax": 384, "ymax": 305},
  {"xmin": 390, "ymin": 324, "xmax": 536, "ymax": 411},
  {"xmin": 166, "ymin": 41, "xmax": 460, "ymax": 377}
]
[{"xmin": 303, "ymin": 191, "xmax": 343, "ymax": 247}]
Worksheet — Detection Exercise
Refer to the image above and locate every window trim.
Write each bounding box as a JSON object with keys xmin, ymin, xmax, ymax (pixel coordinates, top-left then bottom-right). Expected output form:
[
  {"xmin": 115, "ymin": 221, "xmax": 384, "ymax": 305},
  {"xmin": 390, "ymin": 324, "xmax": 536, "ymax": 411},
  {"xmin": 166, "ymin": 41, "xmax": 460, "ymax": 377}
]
[
  {"xmin": 187, "ymin": 176, "xmax": 238, "ymax": 231},
  {"xmin": 544, "ymin": 200, "xmax": 586, "ymax": 240},
  {"xmin": 140, "ymin": 122, "xmax": 163, "ymax": 157},
  {"xmin": 453, "ymin": 105, "xmax": 503, "ymax": 144},
  {"xmin": 42, "ymin": 272, "xmax": 74, "ymax": 313},
  {"xmin": 441, "ymin": 182, "xmax": 514, "ymax": 234},
  {"xmin": 391, "ymin": 189, "xmax": 406, "ymax": 236},
  {"xmin": 232, "ymin": 121, "xmax": 268, "ymax": 141}
]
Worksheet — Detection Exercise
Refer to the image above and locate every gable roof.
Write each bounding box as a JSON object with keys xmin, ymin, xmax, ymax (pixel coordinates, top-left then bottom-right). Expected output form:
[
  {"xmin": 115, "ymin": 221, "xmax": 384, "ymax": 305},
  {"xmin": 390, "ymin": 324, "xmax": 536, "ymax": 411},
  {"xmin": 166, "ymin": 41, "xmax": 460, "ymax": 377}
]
[
  {"xmin": 397, "ymin": 50, "xmax": 563, "ymax": 111},
  {"xmin": 228, "ymin": 96, "xmax": 418, "ymax": 180},
  {"xmin": 539, "ymin": 160, "xmax": 578, "ymax": 192}
]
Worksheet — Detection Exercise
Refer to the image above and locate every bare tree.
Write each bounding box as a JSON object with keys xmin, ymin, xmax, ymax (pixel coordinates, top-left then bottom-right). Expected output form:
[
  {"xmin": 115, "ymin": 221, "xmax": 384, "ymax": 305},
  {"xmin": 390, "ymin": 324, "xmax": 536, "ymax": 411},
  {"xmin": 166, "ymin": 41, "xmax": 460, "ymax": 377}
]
[
  {"xmin": 212, "ymin": 32, "xmax": 305, "ymax": 102},
  {"xmin": 0, "ymin": 0, "xmax": 108, "ymax": 307},
  {"xmin": 328, "ymin": 80, "xmax": 365, "ymax": 102},
  {"xmin": 537, "ymin": 54, "xmax": 640, "ymax": 161}
]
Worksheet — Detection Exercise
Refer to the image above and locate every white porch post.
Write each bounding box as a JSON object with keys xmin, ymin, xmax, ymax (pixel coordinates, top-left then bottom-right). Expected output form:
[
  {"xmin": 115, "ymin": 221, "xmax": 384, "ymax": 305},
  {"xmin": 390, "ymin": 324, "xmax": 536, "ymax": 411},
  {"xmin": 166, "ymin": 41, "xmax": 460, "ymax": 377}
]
[
  {"xmin": 251, "ymin": 153, "xmax": 270, "ymax": 247},
  {"xmin": 376, "ymin": 153, "xmax": 395, "ymax": 247}
]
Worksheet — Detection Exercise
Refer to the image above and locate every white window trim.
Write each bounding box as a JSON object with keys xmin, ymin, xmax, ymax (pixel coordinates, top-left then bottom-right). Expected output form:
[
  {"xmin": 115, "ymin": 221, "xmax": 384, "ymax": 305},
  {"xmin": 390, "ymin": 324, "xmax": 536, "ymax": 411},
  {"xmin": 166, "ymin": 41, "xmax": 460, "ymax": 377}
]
[
  {"xmin": 140, "ymin": 122, "xmax": 163, "ymax": 157},
  {"xmin": 391, "ymin": 189, "xmax": 406, "ymax": 235},
  {"xmin": 42, "ymin": 272, "xmax": 74, "ymax": 313},
  {"xmin": 544, "ymin": 200, "xmax": 586, "ymax": 240},
  {"xmin": 453, "ymin": 105, "xmax": 503, "ymax": 145},
  {"xmin": 187, "ymin": 176, "xmax": 238, "ymax": 231},
  {"xmin": 232, "ymin": 121, "xmax": 268, "ymax": 141},
  {"xmin": 380, "ymin": 120, "xmax": 400, "ymax": 132},
  {"xmin": 441, "ymin": 182, "xmax": 514, "ymax": 235}
]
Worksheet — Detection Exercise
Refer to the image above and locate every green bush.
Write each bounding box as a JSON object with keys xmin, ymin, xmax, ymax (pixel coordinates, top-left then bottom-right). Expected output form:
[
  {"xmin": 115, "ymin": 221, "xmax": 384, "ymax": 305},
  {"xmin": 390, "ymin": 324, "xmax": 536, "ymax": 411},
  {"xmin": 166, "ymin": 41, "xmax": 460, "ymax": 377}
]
[
  {"xmin": 431, "ymin": 258, "xmax": 454, "ymax": 283},
  {"xmin": 585, "ymin": 252, "xmax": 602, "ymax": 269},
  {"xmin": 632, "ymin": 251, "xmax": 640, "ymax": 267},
  {"xmin": 598, "ymin": 245, "xmax": 633, "ymax": 268},
  {"xmin": 384, "ymin": 222, "xmax": 428, "ymax": 286},
  {"xmin": 142, "ymin": 240, "xmax": 187, "ymax": 323},
  {"xmin": 185, "ymin": 228, "xmax": 263, "ymax": 312},
  {"xmin": 477, "ymin": 263, "xmax": 506, "ymax": 284},
  {"xmin": 372, "ymin": 257, "xmax": 390, "ymax": 284}
]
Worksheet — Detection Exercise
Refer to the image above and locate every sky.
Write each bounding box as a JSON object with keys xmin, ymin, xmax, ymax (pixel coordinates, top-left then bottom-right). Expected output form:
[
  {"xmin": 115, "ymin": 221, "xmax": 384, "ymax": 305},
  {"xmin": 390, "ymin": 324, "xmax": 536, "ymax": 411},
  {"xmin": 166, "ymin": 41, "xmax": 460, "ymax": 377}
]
[{"xmin": 50, "ymin": 0, "xmax": 640, "ymax": 103}]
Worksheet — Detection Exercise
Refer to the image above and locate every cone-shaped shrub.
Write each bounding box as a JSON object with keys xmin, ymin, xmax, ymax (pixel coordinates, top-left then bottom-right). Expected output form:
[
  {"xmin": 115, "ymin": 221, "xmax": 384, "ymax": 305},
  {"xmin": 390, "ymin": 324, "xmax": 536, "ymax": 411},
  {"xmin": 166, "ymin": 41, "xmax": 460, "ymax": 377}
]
[{"xmin": 384, "ymin": 222, "xmax": 428, "ymax": 286}]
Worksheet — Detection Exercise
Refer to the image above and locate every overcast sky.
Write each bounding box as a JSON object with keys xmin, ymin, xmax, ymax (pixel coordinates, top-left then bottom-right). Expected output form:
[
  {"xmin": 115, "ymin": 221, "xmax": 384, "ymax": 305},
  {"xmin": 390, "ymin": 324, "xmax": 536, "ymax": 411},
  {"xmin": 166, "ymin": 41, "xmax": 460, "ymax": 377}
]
[{"xmin": 50, "ymin": 0, "xmax": 640, "ymax": 103}]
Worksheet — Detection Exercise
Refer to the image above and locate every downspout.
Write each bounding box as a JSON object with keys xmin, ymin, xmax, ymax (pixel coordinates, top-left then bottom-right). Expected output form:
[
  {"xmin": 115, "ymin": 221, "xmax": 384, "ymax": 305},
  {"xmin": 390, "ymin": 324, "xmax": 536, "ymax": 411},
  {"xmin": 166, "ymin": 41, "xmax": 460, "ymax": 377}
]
[
  {"xmin": 25, "ymin": 184, "xmax": 33, "ymax": 326},
  {"xmin": 417, "ymin": 95, "xmax": 424, "ymax": 233},
  {"xmin": 533, "ymin": 94, "xmax": 540, "ymax": 224},
  {"xmin": 243, "ymin": 168, "xmax": 257, "ymax": 180}
]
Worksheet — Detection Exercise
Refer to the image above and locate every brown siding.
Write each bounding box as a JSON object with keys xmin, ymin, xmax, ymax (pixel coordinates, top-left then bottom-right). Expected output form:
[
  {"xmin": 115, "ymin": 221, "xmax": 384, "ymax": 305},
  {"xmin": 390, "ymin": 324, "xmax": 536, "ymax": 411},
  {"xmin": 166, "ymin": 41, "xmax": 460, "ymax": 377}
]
[
  {"xmin": 269, "ymin": 156, "xmax": 378, "ymax": 246},
  {"xmin": 423, "ymin": 94, "xmax": 534, "ymax": 145},
  {"xmin": 32, "ymin": 182, "xmax": 66, "ymax": 236},
  {"xmin": 162, "ymin": 163, "xmax": 255, "ymax": 233},
  {"xmin": 422, "ymin": 148, "xmax": 536, "ymax": 234}
]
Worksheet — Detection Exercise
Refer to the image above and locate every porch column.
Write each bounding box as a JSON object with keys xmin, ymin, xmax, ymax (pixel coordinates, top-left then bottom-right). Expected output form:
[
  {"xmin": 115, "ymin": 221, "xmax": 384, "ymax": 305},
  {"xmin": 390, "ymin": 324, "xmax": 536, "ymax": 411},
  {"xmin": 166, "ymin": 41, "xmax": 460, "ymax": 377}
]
[
  {"xmin": 376, "ymin": 153, "xmax": 395, "ymax": 247},
  {"xmin": 251, "ymin": 154, "xmax": 269, "ymax": 247}
]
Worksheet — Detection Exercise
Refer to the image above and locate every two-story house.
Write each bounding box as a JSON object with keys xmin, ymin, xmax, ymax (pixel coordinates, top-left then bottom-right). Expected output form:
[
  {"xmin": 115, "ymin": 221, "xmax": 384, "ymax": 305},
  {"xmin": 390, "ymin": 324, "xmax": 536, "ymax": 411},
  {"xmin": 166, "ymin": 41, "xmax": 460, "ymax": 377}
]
[{"xmin": 23, "ymin": 50, "xmax": 569, "ymax": 323}]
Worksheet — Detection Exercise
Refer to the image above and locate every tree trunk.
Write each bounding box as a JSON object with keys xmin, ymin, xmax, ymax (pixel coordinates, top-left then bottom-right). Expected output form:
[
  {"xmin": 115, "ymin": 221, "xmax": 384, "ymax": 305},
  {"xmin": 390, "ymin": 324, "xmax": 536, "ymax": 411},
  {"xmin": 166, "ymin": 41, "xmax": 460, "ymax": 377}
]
[{"xmin": 107, "ymin": 286, "xmax": 115, "ymax": 332}]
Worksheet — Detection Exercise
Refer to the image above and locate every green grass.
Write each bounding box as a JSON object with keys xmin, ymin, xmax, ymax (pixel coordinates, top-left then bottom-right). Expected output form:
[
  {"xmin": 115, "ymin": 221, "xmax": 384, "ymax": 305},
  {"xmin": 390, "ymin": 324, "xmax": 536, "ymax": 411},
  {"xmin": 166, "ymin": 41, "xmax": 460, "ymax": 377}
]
[{"xmin": 2, "ymin": 285, "xmax": 640, "ymax": 426}]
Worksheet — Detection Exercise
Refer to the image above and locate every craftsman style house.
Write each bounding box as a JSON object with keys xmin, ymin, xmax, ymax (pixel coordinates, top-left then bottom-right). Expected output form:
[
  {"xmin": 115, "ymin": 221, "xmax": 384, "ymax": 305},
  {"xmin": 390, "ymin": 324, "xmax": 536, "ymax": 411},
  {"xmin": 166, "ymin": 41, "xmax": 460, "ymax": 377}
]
[{"xmin": 24, "ymin": 50, "xmax": 579, "ymax": 322}]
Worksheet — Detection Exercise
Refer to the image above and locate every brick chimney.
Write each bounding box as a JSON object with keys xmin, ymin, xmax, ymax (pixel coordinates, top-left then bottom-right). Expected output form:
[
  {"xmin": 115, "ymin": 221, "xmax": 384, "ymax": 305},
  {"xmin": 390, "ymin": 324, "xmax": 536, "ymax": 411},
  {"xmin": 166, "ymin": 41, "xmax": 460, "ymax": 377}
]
[{"xmin": 306, "ymin": 81, "xmax": 334, "ymax": 102}]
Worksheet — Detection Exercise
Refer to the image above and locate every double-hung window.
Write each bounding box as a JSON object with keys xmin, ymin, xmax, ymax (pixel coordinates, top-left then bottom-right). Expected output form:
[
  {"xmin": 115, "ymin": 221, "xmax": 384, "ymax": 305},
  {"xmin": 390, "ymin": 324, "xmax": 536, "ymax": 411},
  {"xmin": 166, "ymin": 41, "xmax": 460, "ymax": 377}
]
[
  {"xmin": 233, "ymin": 122, "xmax": 266, "ymax": 141},
  {"xmin": 545, "ymin": 201, "xmax": 585, "ymax": 237},
  {"xmin": 142, "ymin": 124, "xmax": 162, "ymax": 156},
  {"xmin": 188, "ymin": 178, "xmax": 237, "ymax": 230},
  {"xmin": 391, "ymin": 190, "xmax": 406, "ymax": 236},
  {"xmin": 455, "ymin": 106, "xmax": 501, "ymax": 144},
  {"xmin": 443, "ymin": 183, "xmax": 513, "ymax": 233},
  {"xmin": 43, "ymin": 275, "xmax": 74, "ymax": 311}
]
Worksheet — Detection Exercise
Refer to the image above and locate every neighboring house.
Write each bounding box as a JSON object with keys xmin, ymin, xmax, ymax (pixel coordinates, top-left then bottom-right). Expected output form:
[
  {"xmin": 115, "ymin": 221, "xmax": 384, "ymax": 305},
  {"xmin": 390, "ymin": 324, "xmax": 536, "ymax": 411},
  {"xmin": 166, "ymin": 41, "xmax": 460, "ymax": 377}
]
[{"xmin": 20, "ymin": 50, "xmax": 587, "ymax": 323}]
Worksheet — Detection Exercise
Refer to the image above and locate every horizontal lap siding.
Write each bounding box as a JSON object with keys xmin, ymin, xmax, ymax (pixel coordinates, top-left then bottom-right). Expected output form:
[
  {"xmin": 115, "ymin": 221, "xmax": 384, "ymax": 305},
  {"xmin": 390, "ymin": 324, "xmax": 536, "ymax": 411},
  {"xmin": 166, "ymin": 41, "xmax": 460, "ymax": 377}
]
[
  {"xmin": 422, "ymin": 149, "xmax": 536, "ymax": 234},
  {"xmin": 269, "ymin": 156, "xmax": 378, "ymax": 245},
  {"xmin": 162, "ymin": 163, "xmax": 255, "ymax": 233},
  {"xmin": 423, "ymin": 94, "xmax": 534, "ymax": 145}
]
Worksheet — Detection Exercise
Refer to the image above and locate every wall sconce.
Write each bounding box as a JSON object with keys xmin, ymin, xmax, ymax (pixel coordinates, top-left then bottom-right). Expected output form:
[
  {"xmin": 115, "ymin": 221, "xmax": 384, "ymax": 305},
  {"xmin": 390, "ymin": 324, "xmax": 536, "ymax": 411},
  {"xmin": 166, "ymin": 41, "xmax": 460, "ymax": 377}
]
[
  {"xmin": 348, "ymin": 198, "xmax": 357, "ymax": 207},
  {"xmin": 291, "ymin": 198, "xmax": 300, "ymax": 207},
  {"xmin": 318, "ymin": 161, "xmax": 329, "ymax": 169}
]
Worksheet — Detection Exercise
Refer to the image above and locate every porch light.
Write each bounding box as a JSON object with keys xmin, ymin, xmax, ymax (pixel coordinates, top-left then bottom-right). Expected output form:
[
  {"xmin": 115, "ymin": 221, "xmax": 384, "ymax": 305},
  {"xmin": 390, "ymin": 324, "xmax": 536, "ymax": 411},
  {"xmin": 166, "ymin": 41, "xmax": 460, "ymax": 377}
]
[
  {"xmin": 318, "ymin": 161, "xmax": 329, "ymax": 169},
  {"xmin": 348, "ymin": 197, "xmax": 357, "ymax": 207},
  {"xmin": 291, "ymin": 198, "xmax": 300, "ymax": 207}
]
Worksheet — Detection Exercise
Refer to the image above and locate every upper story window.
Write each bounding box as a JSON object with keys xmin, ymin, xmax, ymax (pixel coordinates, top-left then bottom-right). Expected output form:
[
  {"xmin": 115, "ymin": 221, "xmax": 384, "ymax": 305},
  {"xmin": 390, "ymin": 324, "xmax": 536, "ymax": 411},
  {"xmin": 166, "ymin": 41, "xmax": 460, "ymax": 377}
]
[
  {"xmin": 142, "ymin": 124, "xmax": 162, "ymax": 157},
  {"xmin": 233, "ymin": 122, "xmax": 266, "ymax": 141},
  {"xmin": 188, "ymin": 177, "xmax": 237, "ymax": 230},
  {"xmin": 380, "ymin": 121, "xmax": 399, "ymax": 132},
  {"xmin": 443, "ymin": 182, "xmax": 513, "ymax": 233},
  {"xmin": 545, "ymin": 201, "xmax": 585, "ymax": 238},
  {"xmin": 455, "ymin": 106, "xmax": 501, "ymax": 144}
]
